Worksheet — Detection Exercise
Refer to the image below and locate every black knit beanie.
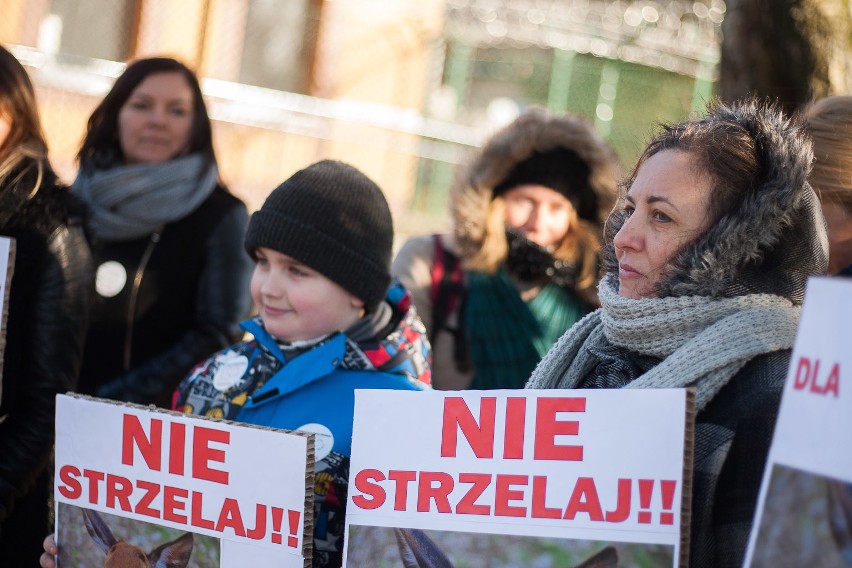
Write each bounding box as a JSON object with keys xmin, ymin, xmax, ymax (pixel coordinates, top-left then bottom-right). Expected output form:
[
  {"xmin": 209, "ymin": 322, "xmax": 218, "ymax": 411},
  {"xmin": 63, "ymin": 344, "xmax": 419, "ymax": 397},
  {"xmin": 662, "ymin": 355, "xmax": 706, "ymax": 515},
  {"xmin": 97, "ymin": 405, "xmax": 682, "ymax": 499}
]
[
  {"xmin": 244, "ymin": 160, "xmax": 393, "ymax": 310},
  {"xmin": 493, "ymin": 147, "xmax": 598, "ymax": 222}
]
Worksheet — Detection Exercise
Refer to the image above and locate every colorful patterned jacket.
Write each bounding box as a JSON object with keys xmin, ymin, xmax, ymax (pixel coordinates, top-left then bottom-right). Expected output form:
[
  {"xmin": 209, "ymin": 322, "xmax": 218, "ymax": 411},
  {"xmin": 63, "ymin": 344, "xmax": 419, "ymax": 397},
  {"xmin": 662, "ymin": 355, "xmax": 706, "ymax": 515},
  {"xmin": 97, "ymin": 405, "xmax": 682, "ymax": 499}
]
[{"xmin": 173, "ymin": 283, "xmax": 431, "ymax": 567}]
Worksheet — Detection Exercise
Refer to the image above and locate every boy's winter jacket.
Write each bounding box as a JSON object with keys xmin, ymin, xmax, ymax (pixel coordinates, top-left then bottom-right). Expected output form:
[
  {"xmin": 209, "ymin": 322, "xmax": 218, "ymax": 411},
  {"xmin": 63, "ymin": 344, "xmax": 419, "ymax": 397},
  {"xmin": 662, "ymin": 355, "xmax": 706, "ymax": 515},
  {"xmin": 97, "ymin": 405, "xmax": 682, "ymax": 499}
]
[{"xmin": 174, "ymin": 282, "xmax": 431, "ymax": 568}]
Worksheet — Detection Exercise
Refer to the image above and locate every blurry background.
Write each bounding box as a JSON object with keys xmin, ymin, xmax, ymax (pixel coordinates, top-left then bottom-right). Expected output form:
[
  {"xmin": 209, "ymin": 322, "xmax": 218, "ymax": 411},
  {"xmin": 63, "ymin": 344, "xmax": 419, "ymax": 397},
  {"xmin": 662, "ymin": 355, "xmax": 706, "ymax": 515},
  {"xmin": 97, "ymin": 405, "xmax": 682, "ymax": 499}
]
[{"xmin": 0, "ymin": 0, "xmax": 831, "ymax": 238}]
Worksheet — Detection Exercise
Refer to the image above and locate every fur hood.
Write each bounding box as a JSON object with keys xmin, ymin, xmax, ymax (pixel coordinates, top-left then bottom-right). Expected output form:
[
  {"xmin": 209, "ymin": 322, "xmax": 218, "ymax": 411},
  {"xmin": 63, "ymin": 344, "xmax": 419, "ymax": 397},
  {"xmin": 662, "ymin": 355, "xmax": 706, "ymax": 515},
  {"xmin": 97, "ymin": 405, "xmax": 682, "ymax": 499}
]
[
  {"xmin": 451, "ymin": 109, "xmax": 619, "ymax": 261},
  {"xmin": 603, "ymin": 99, "xmax": 829, "ymax": 305}
]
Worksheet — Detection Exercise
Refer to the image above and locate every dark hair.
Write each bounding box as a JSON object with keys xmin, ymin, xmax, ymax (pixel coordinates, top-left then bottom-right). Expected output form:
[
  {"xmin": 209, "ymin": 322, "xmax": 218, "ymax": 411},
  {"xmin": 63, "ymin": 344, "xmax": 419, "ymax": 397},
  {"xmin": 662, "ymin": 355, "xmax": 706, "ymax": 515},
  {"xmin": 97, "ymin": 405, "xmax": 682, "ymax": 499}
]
[
  {"xmin": 605, "ymin": 98, "xmax": 824, "ymax": 302},
  {"xmin": 0, "ymin": 44, "xmax": 50, "ymax": 193},
  {"xmin": 626, "ymin": 103, "xmax": 761, "ymax": 227},
  {"xmin": 77, "ymin": 57, "xmax": 215, "ymax": 172},
  {"xmin": 604, "ymin": 101, "xmax": 764, "ymax": 287}
]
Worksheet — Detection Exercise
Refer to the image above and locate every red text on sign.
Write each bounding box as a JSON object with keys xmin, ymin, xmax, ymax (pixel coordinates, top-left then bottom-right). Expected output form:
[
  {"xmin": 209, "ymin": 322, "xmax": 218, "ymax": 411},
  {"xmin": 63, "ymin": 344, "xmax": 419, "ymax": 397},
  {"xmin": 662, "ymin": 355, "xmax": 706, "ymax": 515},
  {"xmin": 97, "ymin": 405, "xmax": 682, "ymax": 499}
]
[
  {"xmin": 56, "ymin": 464, "xmax": 301, "ymax": 548},
  {"xmin": 351, "ymin": 469, "xmax": 677, "ymax": 526},
  {"xmin": 440, "ymin": 397, "xmax": 586, "ymax": 461},
  {"xmin": 793, "ymin": 356, "xmax": 840, "ymax": 398},
  {"xmin": 121, "ymin": 414, "xmax": 230, "ymax": 484}
]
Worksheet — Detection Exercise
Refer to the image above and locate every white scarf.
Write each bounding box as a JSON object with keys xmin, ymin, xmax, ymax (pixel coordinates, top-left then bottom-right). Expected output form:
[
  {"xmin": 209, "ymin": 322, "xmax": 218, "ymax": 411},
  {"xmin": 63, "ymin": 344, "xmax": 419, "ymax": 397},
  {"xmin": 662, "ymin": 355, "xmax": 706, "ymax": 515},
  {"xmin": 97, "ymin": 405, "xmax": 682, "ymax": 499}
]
[
  {"xmin": 525, "ymin": 274, "xmax": 800, "ymax": 411},
  {"xmin": 72, "ymin": 154, "xmax": 217, "ymax": 242}
]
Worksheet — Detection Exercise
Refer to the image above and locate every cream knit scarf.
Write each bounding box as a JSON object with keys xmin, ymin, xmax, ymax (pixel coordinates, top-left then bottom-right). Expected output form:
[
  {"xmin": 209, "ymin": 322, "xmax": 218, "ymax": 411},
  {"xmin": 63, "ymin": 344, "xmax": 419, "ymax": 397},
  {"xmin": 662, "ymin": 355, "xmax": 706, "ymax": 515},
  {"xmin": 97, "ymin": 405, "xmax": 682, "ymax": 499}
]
[{"xmin": 526, "ymin": 274, "xmax": 801, "ymax": 411}]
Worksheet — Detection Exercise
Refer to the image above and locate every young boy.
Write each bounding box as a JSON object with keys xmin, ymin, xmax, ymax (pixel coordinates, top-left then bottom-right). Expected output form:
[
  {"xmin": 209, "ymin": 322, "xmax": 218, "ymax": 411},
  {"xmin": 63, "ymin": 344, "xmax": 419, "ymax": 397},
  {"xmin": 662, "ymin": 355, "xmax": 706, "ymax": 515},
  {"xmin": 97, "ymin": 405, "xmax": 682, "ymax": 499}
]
[{"xmin": 173, "ymin": 160, "xmax": 431, "ymax": 567}]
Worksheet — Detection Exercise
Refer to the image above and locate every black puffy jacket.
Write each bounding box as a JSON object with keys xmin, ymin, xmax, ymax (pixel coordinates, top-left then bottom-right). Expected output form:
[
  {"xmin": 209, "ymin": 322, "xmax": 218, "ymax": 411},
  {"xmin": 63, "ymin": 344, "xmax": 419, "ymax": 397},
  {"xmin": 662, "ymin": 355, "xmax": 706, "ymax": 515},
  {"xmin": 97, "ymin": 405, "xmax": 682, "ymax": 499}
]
[
  {"xmin": 77, "ymin": 185, "xmax": 253, "ymax": 407},
  {"xmin": 0, "ymin": 164, "xmax": 93, "ymax": 524}
]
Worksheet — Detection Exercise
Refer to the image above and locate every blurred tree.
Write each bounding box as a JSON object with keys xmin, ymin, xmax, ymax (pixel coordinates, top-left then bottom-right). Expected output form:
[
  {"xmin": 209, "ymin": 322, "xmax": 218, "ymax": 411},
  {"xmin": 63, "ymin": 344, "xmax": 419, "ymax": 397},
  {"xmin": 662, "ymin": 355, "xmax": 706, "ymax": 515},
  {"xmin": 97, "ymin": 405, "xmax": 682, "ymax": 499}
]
[{"xmin": 719, "ymin": 0, "xmax": 852, "ymax": 113}]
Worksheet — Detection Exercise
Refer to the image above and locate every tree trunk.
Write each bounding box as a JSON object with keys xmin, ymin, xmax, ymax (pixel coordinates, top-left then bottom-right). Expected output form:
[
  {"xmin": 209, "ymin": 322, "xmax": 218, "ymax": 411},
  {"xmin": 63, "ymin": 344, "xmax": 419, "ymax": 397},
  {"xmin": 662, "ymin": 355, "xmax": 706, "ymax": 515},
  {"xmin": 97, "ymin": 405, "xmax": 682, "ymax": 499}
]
[{"xmin": 719, "ymin": 0, "xmax": 852, "ymax": 114}]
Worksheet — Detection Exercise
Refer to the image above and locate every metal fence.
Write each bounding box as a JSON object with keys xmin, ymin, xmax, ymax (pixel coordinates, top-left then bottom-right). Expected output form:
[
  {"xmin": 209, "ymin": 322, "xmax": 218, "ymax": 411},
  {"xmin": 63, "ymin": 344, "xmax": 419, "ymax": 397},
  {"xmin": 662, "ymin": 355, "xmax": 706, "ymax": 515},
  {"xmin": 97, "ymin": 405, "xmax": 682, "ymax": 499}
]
[{"xmin": 4, "ymin": 0, "xmax": 723, "ymax": 238}]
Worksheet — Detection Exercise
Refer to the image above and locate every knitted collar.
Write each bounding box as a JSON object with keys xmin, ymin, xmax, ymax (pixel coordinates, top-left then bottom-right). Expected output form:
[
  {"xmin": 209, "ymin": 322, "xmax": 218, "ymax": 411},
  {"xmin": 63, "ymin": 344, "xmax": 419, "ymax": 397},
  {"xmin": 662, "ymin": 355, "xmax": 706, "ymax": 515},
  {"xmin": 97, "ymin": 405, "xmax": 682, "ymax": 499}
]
[
  {"xmin": 465, "ymin": 268, "xmax": 586, "ymax": 389},
  {"xmin": 505, "ymin": 229, "xmax": 579, "ymax": 287},
  {"xmin": 526, "ymin": 274, "xmax": 801, "ymax": 411},
  {"xmin": 267, "ymin": 302, "xmax": 393, "ymax": 361},
  {"xmin": 246, "ymin": 282, "xmax": 432, "ymax": 385},
  {"xmin": 72, "ymin": 154, "xmax": 217, "ymax": 242}
]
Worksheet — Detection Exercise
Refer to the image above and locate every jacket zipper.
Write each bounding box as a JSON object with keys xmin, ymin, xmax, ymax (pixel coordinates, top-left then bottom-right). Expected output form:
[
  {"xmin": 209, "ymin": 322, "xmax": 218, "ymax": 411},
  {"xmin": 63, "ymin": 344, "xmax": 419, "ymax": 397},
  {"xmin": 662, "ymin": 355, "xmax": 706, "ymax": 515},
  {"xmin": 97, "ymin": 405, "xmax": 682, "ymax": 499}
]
[{"xmin": 123, "ymin": 231, "xmax": 161, "ymax": 372}]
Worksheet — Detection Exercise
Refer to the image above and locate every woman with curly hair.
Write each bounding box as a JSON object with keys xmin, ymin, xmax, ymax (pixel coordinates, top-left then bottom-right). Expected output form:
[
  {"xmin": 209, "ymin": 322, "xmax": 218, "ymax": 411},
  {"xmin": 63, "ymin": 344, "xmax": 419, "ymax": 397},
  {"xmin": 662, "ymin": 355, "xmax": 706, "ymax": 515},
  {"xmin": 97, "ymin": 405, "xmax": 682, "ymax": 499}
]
[{"xmin": 527, "ymin": 98, "xmax": 829, "ymax": 566}]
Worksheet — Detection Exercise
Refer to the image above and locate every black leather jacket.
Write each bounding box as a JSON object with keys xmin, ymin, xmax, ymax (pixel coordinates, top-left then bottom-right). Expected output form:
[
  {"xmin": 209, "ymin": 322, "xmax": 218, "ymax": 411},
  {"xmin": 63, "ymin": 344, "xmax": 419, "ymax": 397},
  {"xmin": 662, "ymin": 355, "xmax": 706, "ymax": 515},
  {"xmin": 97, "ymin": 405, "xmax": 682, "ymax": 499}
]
[
  {"xmin": 0, "ymin": 166, "xmax": 94, "ymax": 523},
  {"xmin": 77, "ymin": 186, "xmax": 253, "ymax": 407}
]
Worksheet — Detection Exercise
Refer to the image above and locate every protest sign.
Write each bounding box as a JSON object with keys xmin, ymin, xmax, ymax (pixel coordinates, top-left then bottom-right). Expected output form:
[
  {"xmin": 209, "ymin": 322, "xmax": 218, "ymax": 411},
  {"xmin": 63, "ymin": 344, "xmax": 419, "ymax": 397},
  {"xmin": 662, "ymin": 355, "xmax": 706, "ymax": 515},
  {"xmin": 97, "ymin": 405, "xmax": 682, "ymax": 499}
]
[
  {"xmin": 344, "ymin": 389, "xmax": 694, "ymax": 567},
  {"xmin": 744, "ymin": 277, "xmax": 852, "ymax": 567},
  {"xmin": 54, "ymin": 394, "xmax": 315, "ymax": 567},
  {"xmin": 0, "ymin": 236, "xmax": 14, "ymax": 403}
]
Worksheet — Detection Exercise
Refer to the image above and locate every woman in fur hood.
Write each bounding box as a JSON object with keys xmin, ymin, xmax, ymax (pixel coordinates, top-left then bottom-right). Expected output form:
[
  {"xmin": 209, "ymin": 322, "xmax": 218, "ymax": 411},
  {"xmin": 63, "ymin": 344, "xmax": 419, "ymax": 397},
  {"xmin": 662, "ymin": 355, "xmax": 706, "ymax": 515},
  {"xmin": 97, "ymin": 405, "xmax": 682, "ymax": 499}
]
[
  {"xmin": 526, "ymin": 98, "xmax": 829, "ymax": 567},
  {"xmin": 393, "ymin": 109, "xmax": 619, "ymax": 390}
]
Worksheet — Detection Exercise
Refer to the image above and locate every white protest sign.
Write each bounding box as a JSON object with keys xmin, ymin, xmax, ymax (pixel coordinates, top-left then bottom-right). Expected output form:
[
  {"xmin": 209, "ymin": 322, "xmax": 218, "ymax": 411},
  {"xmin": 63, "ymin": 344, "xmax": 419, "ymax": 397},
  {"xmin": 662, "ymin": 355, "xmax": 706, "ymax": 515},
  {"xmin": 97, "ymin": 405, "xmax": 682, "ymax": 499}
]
[
  {"xmin": 54, "ymin": 394, "xmax": 313, "ymax": 567},
  {"xmin": 744, "ymin": 277, "xmax": 852, "ymax": 567},
  {"xmin": 344, "ymin": 389, "xmax": 693, "ymax": 567},
  {"xmin": 0, "ymin": 236, "xmax": 14, "ymax": 403}
]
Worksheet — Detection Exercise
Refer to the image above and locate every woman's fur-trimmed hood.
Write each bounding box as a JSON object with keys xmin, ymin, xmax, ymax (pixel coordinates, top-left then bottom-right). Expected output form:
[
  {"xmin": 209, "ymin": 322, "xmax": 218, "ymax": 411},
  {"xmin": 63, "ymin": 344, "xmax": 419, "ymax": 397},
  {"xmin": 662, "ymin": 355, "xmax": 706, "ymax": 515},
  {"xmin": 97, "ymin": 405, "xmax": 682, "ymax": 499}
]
[
  {"xmin": 603, "ymin": 99, "xmax": 829, "ymax": 305},
  {"xmin": 451, "ymin": 109, "xmax": 619, "ymax": 261}
]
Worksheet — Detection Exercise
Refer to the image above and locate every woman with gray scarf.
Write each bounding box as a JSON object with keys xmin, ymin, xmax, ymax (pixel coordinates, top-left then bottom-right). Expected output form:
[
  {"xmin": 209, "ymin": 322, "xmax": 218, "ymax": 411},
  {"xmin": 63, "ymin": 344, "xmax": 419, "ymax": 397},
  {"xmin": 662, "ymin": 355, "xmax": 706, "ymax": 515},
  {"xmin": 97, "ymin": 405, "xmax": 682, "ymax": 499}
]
[
  {"xmin": 526, "ymin": 98, "xmax": 828, "ymax": 567},
  {"xmin": 72, "ymin": 57, "xmax": 253, "ymax": 407}
]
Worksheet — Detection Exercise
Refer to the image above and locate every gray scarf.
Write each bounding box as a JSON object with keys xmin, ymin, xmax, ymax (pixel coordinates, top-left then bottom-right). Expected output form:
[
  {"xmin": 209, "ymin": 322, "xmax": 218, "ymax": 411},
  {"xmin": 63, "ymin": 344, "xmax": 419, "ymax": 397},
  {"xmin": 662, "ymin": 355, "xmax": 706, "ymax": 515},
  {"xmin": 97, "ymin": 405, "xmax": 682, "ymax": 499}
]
[
  {"xmin": 526, "ymin": 274, "xmax": 801, "ymax": 411},
  {"xmin": 72, "ymin": 154, "xmax": 218, "ymax": 242}
]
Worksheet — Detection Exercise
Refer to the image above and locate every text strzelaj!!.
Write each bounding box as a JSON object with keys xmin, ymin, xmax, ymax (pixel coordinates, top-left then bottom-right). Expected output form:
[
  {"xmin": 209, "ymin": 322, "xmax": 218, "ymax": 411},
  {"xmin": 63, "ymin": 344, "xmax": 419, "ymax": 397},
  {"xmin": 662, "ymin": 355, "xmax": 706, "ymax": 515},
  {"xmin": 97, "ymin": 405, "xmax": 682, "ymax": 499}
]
[
  {"xmin": 56, "ymin": 414, "xmax": 302, "ymax": 546},
  {"xmin": 352, "ymin": 396, "xmax": 679, "ymax": 526}
]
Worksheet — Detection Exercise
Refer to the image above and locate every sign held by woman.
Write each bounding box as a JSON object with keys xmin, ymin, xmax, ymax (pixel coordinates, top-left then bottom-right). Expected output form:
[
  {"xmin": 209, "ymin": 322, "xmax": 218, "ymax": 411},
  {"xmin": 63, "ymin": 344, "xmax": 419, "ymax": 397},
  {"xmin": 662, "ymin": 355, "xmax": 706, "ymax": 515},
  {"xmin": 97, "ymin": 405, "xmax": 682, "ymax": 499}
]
[{"xmin": 344, "ymin": 389, "xmax": 694, "ymax": 567}]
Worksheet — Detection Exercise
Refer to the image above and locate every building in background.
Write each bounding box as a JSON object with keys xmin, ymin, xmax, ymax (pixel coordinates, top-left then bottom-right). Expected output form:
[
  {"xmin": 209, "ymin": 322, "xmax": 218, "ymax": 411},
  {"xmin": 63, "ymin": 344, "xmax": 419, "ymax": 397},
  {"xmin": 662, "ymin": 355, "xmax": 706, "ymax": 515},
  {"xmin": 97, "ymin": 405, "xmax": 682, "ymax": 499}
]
[
  {"xmin": 414, "ymin": 0, "xmax": 722, "ymax": 218},
  {"xmin": 0, "ymin": 0, "xmax": 722, "ymax": 235}
]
